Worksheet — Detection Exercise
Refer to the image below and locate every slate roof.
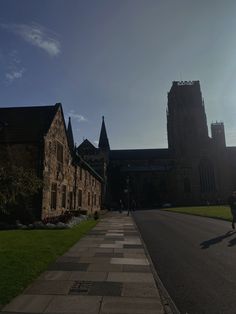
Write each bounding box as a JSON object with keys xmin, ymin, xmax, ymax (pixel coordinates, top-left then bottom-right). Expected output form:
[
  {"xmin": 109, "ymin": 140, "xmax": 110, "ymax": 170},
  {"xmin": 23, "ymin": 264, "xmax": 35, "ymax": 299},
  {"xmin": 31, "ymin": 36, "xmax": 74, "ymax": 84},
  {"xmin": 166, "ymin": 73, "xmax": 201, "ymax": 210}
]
[
  {"xmin": 0, "ymin": 104, "xmax": 59, "ymax": 143},
  {"xmin": 110, "ymin": 148, "xmax": 172, "ymax": 160},
  {"xmin": 98, "ymin": 116, "xmax": 110, "ymax": 150}
]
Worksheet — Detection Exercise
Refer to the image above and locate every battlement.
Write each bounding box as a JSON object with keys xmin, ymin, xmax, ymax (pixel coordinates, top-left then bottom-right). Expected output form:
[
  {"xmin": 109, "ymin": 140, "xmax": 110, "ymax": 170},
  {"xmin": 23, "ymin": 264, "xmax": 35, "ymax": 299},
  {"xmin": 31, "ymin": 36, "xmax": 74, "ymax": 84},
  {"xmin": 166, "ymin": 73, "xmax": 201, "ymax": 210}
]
[{"xmin": 173, "ymin": 80, "xmax": 200, "ymax": 86}]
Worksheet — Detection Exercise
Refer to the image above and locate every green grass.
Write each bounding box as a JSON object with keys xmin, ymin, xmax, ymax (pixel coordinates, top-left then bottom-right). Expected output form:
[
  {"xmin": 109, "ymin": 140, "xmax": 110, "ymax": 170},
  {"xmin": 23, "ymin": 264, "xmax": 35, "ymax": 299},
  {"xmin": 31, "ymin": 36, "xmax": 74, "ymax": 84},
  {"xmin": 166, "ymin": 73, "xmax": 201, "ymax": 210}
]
[
  {"xmin": 164, "ymin": 205, "xmax": 232, "ymax": 220},
  {"xmin": 0, "ymin": 220, "xmax": 97, "ymax": 306}
]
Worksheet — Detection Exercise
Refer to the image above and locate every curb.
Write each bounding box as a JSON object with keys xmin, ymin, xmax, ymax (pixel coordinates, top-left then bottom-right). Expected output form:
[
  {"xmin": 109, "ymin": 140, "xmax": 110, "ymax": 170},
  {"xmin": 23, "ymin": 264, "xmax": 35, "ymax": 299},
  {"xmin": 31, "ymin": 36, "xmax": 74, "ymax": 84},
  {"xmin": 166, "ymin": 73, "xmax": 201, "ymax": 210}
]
[{"xmin": 131, "ymin": 213, "xmax": 180, "ymax": 314}]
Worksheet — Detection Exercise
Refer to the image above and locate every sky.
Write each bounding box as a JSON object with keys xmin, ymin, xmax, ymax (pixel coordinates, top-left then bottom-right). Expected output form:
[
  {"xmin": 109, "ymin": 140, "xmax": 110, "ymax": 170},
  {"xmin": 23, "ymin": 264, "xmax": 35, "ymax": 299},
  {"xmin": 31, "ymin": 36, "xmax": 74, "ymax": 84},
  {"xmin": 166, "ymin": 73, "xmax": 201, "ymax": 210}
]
[{"xmin": 1, "ymin": 0, "xmax": 236, "ymax": 149}]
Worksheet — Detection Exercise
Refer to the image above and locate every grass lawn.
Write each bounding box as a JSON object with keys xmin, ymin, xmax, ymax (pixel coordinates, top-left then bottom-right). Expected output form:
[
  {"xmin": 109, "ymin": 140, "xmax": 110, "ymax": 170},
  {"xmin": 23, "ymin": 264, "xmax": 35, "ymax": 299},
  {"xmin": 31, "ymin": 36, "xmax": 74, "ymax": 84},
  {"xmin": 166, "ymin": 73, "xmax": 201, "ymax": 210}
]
[
  {"xmin": 164, "ymin": 205, "xmax": 232, "ymax": 221},
  {"xmin": 0, "ymin": 219, "xmax": 97, "ymax": 306}
]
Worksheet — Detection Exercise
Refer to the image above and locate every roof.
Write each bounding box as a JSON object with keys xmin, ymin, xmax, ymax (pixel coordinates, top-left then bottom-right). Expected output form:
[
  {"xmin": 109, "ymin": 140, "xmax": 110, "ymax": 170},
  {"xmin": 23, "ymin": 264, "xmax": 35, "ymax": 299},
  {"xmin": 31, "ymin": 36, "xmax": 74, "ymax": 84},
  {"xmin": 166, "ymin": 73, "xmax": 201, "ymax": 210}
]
[
  {"xmin": 67, "ymin": 117, "xmax": 74, "ymax": 153},
  {"xmin": 110, "ymin": 148, "xmax": 172, "ymax": 160},
  {"xmin": 77, "ymin": 139, "xmax": 98, "ymax": 155},
  {"xmin": 0, "ymin": 104, "xmax": 60, "ymax": 143},
  {"xmin": 98, "ymin": 116, "xmax": 110, "ymax": 150},
  {"xmin": 75, "ymin": 154, "xmax": 103, "ymax": 182}
]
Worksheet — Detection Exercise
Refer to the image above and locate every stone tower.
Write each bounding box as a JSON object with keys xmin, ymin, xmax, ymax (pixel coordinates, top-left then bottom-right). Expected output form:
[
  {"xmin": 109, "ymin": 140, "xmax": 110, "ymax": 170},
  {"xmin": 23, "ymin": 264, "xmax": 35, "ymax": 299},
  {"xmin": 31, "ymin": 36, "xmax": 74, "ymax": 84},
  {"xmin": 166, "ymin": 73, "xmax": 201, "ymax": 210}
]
[{"xmin": 167, "ymin": 81, "xmax": 209, "ymax": 155}]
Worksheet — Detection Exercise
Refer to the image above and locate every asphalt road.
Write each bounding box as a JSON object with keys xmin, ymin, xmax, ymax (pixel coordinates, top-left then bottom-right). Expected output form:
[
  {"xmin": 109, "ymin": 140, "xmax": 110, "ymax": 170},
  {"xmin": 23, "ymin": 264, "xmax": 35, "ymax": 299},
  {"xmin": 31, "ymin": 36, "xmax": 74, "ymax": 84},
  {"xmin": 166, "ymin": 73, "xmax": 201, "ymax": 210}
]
[{"xmin": 133, "ymin": 210, "xmax": 236, "ymax": 314}]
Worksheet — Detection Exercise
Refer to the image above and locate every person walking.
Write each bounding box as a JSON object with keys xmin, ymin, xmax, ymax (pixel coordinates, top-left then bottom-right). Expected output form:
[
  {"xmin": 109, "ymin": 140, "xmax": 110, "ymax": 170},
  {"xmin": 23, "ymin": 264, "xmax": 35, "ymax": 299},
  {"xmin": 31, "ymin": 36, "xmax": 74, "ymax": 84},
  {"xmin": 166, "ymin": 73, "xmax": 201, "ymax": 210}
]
[
  {"xmin": 119, "ymin": 199, "xmax": 124, "ymax": 213},
  {"xmin": 228, "ymin": 191, "xmax": 236, "ymax": 229}
]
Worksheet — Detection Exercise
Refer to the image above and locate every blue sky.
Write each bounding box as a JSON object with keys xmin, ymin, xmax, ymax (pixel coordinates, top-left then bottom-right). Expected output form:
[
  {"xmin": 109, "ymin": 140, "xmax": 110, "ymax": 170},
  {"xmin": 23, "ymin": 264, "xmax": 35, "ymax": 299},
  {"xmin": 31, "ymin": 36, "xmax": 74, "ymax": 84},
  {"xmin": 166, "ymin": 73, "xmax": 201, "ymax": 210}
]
[{"xmin": 1, "ymin": 0, "xmax": 236, "ymax": 148}]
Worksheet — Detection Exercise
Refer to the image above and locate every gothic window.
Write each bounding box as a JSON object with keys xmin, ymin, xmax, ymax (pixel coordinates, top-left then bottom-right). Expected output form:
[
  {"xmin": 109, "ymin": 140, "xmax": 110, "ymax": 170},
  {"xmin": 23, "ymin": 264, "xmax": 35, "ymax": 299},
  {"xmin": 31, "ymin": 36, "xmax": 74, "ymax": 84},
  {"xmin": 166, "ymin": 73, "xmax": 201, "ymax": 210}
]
[
  {"xmin": 56, "ymin": 142, "xmax": 63, "ymax": 163},
  {"xmin": 199, "ymin": 159, "xmax": 216, "ymax": 193},
  {"xmin": 51, "ymin": 183, "xmax": 57, "ymax": 210},
  {"xmin": 184, "ymin": 177, "xmax": 191, "ymax": 193},
  {"xmin": 78, "ymin": 189, "xmax": 82, "ymax": 207},
  {"xmin": 61, "ymin": 185, "xmax": 66, "ymax": 208},
  {"xmin": 88, "ymin": 192, "xmax": 91, "ymax": 206},
  {"xmin": 79, "ymin": 167, "xmax": 82, "ymax": 180},
  {"xmin": 69, "ymin": 191, "xmax": 73, "ymax": 210},
  {"xmin": 94, "ymin": 194, "xmax": 97, "ymax": 206}
]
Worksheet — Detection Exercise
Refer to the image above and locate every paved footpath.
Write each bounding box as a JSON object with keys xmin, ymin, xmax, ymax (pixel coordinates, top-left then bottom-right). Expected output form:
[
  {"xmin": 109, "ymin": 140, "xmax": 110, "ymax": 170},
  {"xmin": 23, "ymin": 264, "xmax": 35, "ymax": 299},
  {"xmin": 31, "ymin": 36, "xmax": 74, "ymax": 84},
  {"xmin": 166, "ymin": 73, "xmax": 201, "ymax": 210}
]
[{"xmin": 2, "ymin": 212, "xmax": 164, "ymax": 314}]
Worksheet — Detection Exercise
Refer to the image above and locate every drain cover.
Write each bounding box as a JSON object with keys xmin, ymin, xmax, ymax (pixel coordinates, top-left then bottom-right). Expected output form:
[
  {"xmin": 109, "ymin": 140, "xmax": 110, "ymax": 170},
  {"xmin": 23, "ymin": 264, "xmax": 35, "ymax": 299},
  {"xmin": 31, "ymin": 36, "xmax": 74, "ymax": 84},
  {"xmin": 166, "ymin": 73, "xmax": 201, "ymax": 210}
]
[{"xmin": 69, "ymin": 281, "xmax": 93, "ymax": 295}]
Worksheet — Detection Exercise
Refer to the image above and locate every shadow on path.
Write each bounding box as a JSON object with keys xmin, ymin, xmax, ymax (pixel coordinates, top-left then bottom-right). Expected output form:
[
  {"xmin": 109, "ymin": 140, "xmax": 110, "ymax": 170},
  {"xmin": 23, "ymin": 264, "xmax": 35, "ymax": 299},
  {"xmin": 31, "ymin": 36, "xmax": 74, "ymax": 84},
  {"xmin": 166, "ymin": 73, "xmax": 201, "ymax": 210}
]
[{"xmin": 200, "ymin": 231, "xmax": 236, "ymax": 249}]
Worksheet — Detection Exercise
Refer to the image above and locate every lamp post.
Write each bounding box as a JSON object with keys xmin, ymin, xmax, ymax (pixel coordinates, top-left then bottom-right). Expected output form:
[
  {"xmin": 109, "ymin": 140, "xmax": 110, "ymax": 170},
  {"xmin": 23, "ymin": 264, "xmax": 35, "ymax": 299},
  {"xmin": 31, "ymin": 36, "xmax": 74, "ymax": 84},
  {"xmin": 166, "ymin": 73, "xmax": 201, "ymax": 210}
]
[{"xmin": 126, "ymin": 176, "xmax": 130, "ymax": 216}]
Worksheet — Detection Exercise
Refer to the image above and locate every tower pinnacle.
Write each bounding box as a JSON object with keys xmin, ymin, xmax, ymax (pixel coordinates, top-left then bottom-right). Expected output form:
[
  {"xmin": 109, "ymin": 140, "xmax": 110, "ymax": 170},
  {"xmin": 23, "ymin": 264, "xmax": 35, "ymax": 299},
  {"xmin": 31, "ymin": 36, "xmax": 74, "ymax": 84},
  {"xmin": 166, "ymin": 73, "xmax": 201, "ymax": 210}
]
[{"xmin": 98, "ymin": 116, "xmax": 110, "ymax": 151}]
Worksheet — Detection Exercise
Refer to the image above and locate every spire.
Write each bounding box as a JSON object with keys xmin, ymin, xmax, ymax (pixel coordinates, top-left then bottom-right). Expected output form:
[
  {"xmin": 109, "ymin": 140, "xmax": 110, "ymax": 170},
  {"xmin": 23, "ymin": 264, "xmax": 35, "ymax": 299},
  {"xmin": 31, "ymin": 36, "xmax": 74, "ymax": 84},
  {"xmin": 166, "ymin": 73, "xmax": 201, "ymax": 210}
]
[
  {"xmin": 67, "ymin": 117, "xmax": 74, "ymax": 152},
  {"xmin": 98, "ymin": 116, "xmax": 110, "ymax": 151}
]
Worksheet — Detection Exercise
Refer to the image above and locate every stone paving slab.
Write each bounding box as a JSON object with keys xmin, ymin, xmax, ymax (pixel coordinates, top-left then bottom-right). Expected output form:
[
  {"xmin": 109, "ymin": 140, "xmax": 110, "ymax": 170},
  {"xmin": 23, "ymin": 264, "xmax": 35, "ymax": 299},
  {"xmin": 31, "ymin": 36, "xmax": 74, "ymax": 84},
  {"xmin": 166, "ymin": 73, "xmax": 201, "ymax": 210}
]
[
  {"xmin": 24, "ymin": 280, "xmax": 73, "ymax": 295},
  {"xmin": 122, "ymin": 283, "xmax": 160, "ymax": 298},
  {"xmin": 100, "ymin": 296, "xmax": 164, "ymax": 314},
  {"xmin": 2, "ymin": 212, "xmax": 164, "ymax": 314},
  {"xmin": 38, "ymin": 271, "xmax": 72, "ymax": 281},
  {"xmin": 107, "ymin": 272, "xmax": 155, "ymax": 283},
  {"xmin": 47, "ymin": 262, "xmax": 89, "ymax": 271},
  {"xmin": 110, "ymin": 257, "xmax": 149, "ymax": 265},
  {"xmin": 68, "ymin": 271, "xmax": 108, "ymax": 281},
  {"xmin": 44, "ymin": 296, "xmax": 102, "ymax": 313},
  {"xmin": 3, "ymin": 295, "xmax": 53, "ymax": 313}
]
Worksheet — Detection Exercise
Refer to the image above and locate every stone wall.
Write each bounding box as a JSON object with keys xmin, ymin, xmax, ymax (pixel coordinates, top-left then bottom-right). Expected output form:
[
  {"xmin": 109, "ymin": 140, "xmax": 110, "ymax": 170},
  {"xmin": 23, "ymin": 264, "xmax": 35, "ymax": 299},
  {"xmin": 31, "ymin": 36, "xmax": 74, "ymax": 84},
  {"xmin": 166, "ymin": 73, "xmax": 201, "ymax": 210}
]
[{"xmin": 41, "ymin": 107, "xmax": 101, "ymax": 220}]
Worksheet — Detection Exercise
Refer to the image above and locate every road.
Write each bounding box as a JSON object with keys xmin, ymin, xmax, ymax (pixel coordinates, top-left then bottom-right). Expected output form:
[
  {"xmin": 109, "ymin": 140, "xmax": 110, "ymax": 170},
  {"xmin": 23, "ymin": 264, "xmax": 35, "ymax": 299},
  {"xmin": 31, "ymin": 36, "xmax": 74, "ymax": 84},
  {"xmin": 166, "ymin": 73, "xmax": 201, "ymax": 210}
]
[{"xmin": 133, "ymin": 210, "xmax": 236, "ymax": 314}]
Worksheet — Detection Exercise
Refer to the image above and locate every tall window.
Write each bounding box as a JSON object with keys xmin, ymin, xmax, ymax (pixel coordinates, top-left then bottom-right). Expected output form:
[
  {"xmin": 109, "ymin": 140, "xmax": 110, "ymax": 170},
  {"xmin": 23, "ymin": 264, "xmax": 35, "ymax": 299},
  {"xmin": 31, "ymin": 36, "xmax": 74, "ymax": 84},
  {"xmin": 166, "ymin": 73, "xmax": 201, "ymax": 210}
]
[
  {"xmin": 78, "ymin": 189, "xmax": 82, "ymax": 207},
  {"xmin": 51, "ymin": 183, "xmax": 57, "ymax": 210},
  {"xmin": 94, "ymin": 194, "xmax": 96, "ymax": 206},
  {"xmin": 61, "ymin": 185, "xmax": 66, "ymax": 208},
  {"xmin": 79, "ymin": 167, "xmax": 82, "ymax": 180},
  {"xmin": 56, "ymin": 142, "xmax": 63, "ymax": 163},
  {"xmin": 69, "ymin": 192, "xmax": 73, "ymax": 210},
  {"xmin": 88, "ymin": 192, "xmax": 90, "ymax": 206},
  {"xmin": 199, "ymin": 158, "xmax": 216, "ymax": 193}
]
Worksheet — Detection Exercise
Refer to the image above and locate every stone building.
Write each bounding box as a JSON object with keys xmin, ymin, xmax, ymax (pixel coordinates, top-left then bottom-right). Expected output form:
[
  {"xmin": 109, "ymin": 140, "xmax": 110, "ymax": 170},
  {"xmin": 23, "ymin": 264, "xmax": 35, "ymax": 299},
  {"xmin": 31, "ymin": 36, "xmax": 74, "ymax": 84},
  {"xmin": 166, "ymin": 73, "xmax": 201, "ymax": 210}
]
[
  {"xmin": 0, "ymin": 103, "xmax": 102, "ymax": 220},
  {"xmin": 78, "ymin": 81, "xmax": 236, "ymax": 208}
]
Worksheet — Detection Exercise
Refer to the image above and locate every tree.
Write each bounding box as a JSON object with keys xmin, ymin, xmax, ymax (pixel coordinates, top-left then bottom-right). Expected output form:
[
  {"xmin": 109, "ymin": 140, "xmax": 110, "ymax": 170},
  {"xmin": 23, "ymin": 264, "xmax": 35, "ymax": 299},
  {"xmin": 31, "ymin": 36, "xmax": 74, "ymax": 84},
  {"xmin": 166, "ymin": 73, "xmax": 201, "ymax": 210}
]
[{"xmin": 0, "ymin": 164, "xmax": 42, "ymax": 222}]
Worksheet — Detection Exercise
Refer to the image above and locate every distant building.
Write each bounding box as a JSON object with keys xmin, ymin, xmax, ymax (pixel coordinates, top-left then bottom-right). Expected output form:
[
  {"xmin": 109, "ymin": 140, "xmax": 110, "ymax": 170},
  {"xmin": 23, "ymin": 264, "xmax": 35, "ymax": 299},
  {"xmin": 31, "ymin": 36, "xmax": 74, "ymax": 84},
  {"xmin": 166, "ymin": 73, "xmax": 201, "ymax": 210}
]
[
  {"xmin": 78, "ymin": 81, "xmax": 236, "ymax": 208},
  {"xmin": 0, "ymin": 103, "xmax": 102, "ymax": 220}
]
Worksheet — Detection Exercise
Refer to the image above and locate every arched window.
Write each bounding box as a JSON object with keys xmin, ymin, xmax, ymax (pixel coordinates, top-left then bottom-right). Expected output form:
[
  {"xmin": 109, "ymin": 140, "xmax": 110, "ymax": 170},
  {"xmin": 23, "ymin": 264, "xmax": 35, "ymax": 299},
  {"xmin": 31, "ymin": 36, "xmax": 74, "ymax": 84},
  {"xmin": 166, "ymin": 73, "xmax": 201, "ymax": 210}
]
[
  {"xmin": 184, "ymin": 177, "xmax": 191, "ymax": 193},
  {"xmin": 199, "ymin": 158, "xmax": 216, "ymax": 193}
]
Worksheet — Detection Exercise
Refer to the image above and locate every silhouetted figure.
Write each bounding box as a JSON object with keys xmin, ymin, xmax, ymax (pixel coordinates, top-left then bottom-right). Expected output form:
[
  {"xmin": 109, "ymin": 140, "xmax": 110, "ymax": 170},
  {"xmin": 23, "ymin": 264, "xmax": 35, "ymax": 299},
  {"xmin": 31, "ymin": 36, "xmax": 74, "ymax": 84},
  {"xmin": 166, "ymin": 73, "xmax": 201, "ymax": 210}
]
[
  {"xmin": 127, "ymin": 199, "xmax": 136, "ymax": 216},
  {"xmin": 131, "ymin": 199, "xmax": 136, "ymax": 211},
  {"xmin": 228, "ymin": 191, "xmax": 236, "ymax": 229},
  {"xmin": 119, "ymin": 199, "xmax": 124, "ymax": 213}
]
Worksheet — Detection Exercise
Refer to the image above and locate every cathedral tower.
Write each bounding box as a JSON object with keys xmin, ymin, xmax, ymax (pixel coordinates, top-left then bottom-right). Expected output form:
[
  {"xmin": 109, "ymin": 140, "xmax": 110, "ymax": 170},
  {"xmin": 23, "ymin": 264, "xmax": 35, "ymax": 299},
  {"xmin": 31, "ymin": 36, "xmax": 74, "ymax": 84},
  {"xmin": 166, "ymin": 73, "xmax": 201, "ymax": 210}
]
[{"xmin": 167, "ymin": 81, "xmax": 209, "ymax": 155}]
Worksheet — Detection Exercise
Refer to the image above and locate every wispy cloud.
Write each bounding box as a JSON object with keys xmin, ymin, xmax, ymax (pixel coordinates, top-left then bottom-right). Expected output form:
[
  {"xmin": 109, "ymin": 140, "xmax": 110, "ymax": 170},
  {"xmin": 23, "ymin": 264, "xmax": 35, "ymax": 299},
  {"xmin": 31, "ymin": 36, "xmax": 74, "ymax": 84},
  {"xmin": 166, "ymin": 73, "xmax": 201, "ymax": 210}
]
[
  {"xmin": 67, "ymin": 110, "xmax": 88, "ymax": 122},
  {"xmin": 1, "ymin": 23, "xmax": 61, "ymax": 57},
  {"xmin": 5, "ymin": 68, "xmax": 25, "ymax": 83}
]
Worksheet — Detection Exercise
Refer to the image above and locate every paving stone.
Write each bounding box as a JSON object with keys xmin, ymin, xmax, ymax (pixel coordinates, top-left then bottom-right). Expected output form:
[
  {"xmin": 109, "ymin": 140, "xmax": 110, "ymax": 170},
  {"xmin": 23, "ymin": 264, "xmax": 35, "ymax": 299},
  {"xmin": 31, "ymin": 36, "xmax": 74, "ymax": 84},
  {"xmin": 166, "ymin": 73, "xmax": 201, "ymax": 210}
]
[
  {"xmin": 94, "ymin": 252, "xmax": 123, "ymax": 258},
  {"xmin": 100, "ymin": 244, "xmax": 123, "ymax": 249},
  {"xmin": 106, "ymin": 233, "xmax": 124, "ymax": 237},
  {"xmin": 68, "ymin": 271, "xmax": 108, "ymax": 281},
  {"xmin": 38, "ymin": 271, "xmax": 72, "ymax": 281},
  {"xmin": 110, "ymin": 257, "xmax": 149, "ymax": 266},
  {"xmin": 2, "ymin": 295, "xmax": 53, "ymax": 313},
  {"xmin": 87, "ymin": 263, "xmax": 123, "ymax": 272},
  {"xmin": 100, "ymin": 296, "xmax": 164, "ymax": 314},
  {"xmin": 44, "ymin": 295, "xmax": 102, "ymax": 313},
  {"xmin": 47, "ymin": 262, "xmax": 89, "ymax": 271},
  {"xmin": 122, "ymin": 283, "xmax": 159, "ymax": 298},
  {"xmin": 107, "ymin": 272, "xmax": 155, "ymax": 283},
  {"xmin": 76, "ymin": 256, "xmax": 111, "ymax": 263},
  {"xmin": 89, "ymin": 248, "xmax": 114, "ymax": 253},
  {"xmin": 89, "ymin": 281, "xmax": 122, "ymax": 296},
  {"xmin": 123, "ymin": 244, "xmax": 143, "ymax": 249},
  {"xmin": 123, "ymin": 253, "xmax": 146, "ymax": 258},
  {"xmin": 123, "ymin": 265, "xmax": 152, "ymax": 273},
  {"xmin": 114, "ymin": 248, "xmax": 145, "ymax": 254},
  {"xmin": 24, "ymin": 280, "xmax": 73, "ymax": 295},
  {"xmin": 56, "ymin": 256, "xmax": 80, "ymax": 263}
]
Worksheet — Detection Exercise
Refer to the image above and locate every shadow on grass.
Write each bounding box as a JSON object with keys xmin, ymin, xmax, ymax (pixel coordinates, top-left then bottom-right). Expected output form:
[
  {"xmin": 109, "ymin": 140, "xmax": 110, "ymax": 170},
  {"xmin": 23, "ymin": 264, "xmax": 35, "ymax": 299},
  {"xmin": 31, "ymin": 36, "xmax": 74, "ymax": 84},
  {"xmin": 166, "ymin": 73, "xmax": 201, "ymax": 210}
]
[{"xmin": 200, "ymin": 231, "xmax": 236, "ymax": 249}]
